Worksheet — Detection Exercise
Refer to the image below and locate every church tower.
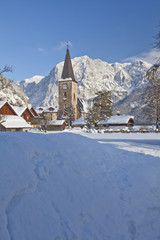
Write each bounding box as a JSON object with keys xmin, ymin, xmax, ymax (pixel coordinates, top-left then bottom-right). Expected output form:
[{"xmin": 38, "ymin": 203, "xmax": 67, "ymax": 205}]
[{"xmin": 58, "ymin": 45, "xmax": 78, "ymax": 122}]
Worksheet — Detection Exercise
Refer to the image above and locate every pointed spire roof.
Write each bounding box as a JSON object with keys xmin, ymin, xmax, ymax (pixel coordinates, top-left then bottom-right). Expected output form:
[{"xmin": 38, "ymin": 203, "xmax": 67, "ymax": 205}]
[{"xmin": 61, "ymin": 47, "xmax": 76, "ymax": 82}]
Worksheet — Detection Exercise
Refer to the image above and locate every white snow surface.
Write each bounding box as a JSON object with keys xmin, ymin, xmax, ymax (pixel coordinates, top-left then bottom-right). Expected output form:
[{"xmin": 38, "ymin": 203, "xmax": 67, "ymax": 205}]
[
  {"xmin": 49, "ymin": 120, "xmax": 65, "ymax": 125},
  {"xmin": 11, "ymin": 105, "xmax": 27, "ymax": 116},
  {"xmin": 0, "ymin": 130, "xmax": 160, "ymax": 240},
  {"xmin": 102, "ymin": 114, "xmax": 134, "ymax": 124},
  {"xmin": 72, "ymin": 116, "xmax": 87, "ymax": 126},
  {"xmin": 18, "ymin": 75, "xmax": 44, "ymax": 86},
  {"xmin": 1, "ymin": 115, "xmax": 31, "ymax": 128},
  {"xmin": 0, "ymin": 101, "xmax": 6, "ymax": 108}
]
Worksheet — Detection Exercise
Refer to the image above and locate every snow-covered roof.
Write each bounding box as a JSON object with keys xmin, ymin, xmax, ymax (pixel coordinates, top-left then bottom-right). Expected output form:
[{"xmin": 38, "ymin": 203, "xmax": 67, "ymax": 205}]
[
  {"xmin": 11, "ymin": 105, "xmax": 27, "ymax": 116},
  {"xmin": 1, "ymin": 115, "xmax": 31, "ymax": 129},
  {"xmin": 49, "ymin": 120, "xmax": 65, "ymax": 125},
  {"xmin": 36, "ymin": 106, "xmax": 58, "ymax": 114},
  {"xmin": 101, "ymin": 115, "xmax": 134, "ymax": 125},
  {"xmin": 58, "ymin": 78, "xmax": 72, "ymax": 82},
  {"xmin": 72, "ymin": 116, "xmax": 87, "ymax": 126},
  {"xmin": 0, "ymin": 101, "xmax": 7, "ymax": 109}
]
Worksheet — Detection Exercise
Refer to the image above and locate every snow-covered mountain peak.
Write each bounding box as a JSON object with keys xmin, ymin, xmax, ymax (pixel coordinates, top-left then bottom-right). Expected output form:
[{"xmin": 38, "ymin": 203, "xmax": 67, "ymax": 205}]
[
  {"xmin": 18, "ymin": 75, "xmax": 44, "ymax": 88},
  {"xmin": 18, "ymin": 56, "xmax": 153, "ymax": 123}
]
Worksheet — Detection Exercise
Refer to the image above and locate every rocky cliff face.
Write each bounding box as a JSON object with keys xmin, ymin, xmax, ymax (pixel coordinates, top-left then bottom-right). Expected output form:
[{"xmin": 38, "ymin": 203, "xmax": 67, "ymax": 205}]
[
  {"xmin": 0, "ymin": 75, "xmax": 31, "ymax": 106},
  {"xmin": 18, "ymin": 56, "xmax": 152, "ymax": 123}
]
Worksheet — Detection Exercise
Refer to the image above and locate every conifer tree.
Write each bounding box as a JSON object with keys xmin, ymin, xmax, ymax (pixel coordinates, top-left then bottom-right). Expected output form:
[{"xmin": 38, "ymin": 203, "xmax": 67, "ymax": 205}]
[{"xmin": 86, "ymin": 90, "xmax": 112, "ymax": 126}]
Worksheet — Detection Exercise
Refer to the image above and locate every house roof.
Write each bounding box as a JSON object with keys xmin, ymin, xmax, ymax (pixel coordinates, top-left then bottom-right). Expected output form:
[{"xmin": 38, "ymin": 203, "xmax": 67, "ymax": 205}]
[
  {"xmin": 36, "ymin": 106, "xmax": 58, "ymax": 114},
  {"xmin": 101, "ymin": 115, "xmax": 134, "ymax": 125},
  {"xmin": 72, "ymin": 116, "xmax": 87, "ymax": 126},
  {"xmin": 0, "ymin": 101, "xmax": 18, "ymax": 115},
  {"xmin": 29, "ymin": 106, "xmax": 38, "ymax": 117},
  {"xmin": 1, "ymin": 115, "xmax": 31, "ymax": 129},
  {"xmin": 49, "ymin": 120, "xmax": 65, "ymax": 126},
  {"xmin": 0, "ymin": 101, "xmax": 6, "ymax": 109},
  {"xmin": 61, "ymin": 48, "xmax": 76, "ymax": 82},
  {"xmin": 11, "ymin": 105, "xmax": 27, "ymax": 116}
]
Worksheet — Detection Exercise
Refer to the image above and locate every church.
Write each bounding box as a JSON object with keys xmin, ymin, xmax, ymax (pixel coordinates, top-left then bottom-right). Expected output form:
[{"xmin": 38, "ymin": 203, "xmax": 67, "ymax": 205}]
[{"xmin": 57, "ymin": 46, "xmax": 82, "ymax": 124}]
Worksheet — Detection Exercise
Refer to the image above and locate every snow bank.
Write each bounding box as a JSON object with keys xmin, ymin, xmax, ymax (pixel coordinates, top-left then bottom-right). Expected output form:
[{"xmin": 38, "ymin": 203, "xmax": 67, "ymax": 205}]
[{"xmin": 0, "ymin": 132, "xmax": 160, "ymax": 240}]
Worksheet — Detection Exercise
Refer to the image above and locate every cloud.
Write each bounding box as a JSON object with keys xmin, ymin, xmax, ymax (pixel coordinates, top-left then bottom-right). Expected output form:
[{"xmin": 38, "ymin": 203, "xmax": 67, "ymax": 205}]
[
  {"xmin": 53, "ymin": 41, "xmax": 72, "ymax": 51},
  {"xmin": 124, "ymin": 48, "xmax": 160, "ymax": 64},
  {"xmin": 37, "ymin": 48, "xmax": 46, "ymax": 53}
]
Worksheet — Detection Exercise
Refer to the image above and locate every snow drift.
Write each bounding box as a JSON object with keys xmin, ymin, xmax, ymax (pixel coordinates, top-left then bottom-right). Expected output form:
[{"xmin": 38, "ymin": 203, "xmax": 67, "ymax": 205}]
[{"xmin": 0, "ymin": 131, "xmax": 160, "ymax": 240}]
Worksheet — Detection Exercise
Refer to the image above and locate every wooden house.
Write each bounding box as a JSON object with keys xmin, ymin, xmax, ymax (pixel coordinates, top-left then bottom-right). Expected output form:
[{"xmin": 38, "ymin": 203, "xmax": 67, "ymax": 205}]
[
  {"xmin": 0, "ymin": 115, "xmax": 31, "ymax": 132},
  {"xmin": 29, "ymin": 106, "xmax": 39, "ymax": 117},
  {"xmin": 41, "ymin": 120, "xmax": 66, "ymax": 131},
  {"xmin": 11, "ymin": 105, "xmax": 34, "ymax": 122},
  {"xmin": 0, "ymin": 101, "xmax": 17, "ymax": 116},
  {"xmin": 98, "ymin": 115, "xmax": 134, "ymax": 129}
]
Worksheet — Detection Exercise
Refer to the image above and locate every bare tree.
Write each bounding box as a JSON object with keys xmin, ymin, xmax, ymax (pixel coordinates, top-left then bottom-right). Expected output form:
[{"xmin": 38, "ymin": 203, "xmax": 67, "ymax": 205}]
[
  {"xmin": 145, "ymin": 64, "xmax": 160, "ymax": 128},
  {"xmin": 0, "ymin": 65, "xmax": 13, "ymax": 75},
  {"xmin": 155, "ymin": 28, "xmax": 160, "ymax": 49},
  {"xmin": 58, "ymin": 105, "xmax": 75, "ymax": 127}
]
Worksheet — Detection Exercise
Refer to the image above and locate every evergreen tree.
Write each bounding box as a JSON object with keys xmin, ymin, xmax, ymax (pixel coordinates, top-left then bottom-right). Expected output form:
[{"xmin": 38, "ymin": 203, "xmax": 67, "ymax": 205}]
[{"xmin": 86, "ymin": 90, "xmax": 112, "ymax": 126}]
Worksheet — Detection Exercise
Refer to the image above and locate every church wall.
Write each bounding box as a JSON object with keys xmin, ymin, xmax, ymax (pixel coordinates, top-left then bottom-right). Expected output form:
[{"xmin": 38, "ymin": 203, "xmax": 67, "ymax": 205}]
[{"xmin": 58, "ymin": 80, "xmax": 78, "ymax": 120}]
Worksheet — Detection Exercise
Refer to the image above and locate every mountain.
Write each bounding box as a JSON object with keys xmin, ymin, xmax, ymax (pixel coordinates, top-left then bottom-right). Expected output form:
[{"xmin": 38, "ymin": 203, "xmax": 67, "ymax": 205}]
[
  {"xmin": 18, "ymin": 56, "xmax": 152, "ymax": 123},
  {"xmin": 0, "ymin": 75, "xmax": 31, "ymax": 106}
]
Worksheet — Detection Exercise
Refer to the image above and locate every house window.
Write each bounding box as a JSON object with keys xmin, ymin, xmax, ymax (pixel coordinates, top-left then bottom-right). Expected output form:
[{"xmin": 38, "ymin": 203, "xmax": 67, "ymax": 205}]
[
  {"xmin": 73, "ymin": 93, "xmax": 76, "ymax": 101},
  {"xmin": 63, "ymin": 83, "xmax": 67, "ymax": 89}
]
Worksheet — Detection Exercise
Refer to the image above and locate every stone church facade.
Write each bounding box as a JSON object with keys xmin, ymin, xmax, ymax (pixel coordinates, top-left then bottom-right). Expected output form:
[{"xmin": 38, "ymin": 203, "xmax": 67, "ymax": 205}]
[{"xmin": 58, "ymin": 47, "xmax": 81, "ymax": 122}]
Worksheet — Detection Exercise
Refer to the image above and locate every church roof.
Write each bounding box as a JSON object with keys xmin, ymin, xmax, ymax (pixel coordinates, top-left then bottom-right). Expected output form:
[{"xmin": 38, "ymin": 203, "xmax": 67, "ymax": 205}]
[{"xmin": 61, "ymin": 48, "xmax": 76, "ymax": 82}]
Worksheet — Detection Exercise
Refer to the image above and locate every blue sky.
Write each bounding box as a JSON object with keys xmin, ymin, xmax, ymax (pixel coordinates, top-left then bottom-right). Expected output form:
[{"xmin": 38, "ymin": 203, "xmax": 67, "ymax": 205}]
[{"xmin": 0, "ymin": 0, "xmax": 160, "ymax": 82}]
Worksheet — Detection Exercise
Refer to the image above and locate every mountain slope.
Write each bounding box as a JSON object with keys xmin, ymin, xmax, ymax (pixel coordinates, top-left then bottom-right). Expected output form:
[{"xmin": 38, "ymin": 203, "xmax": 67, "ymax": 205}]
[
  {"xmin": 18, "ymin": 56, "xmax": 152, "ymax": 123},
  {"xmin": 0, "ymin": 75, "xmax": 31, "ymax": 106}
]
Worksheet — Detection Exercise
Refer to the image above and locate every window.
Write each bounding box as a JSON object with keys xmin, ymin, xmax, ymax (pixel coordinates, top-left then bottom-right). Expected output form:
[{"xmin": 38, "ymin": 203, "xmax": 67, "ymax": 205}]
[
  {"xmin": 63, "ymin": 92, "xmax": 67, "ymax": 99},
  {"xmin": 73, "ymin": 93, "xmax": 76, "ymax": 101},
  {"xmin": 63, "ymin": 83, "xmax": 67, "ymax": 89}
]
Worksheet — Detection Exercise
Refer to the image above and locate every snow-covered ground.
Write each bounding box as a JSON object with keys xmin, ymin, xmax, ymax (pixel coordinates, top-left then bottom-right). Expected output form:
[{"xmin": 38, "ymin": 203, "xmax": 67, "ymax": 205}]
[{"xmin": 0, "ymin": 130, "xmax": 160, "ymax": 240}]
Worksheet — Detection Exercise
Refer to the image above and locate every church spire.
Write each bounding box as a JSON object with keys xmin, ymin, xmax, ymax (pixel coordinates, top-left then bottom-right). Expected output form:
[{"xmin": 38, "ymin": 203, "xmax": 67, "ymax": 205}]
[{"xmin": 61, "ymin": 44, "xmax": 76, "ymax": 82}]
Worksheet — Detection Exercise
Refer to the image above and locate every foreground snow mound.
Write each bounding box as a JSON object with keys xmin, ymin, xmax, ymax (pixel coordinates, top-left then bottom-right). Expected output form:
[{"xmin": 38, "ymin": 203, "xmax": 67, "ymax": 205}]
[{"xmin": 0, "ymin": 132, "xmax": 160, "ymax": 240}]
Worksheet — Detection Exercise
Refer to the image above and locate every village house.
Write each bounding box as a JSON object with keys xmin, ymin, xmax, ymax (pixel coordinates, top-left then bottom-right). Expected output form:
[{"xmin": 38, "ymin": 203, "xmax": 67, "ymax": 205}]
[
  {"xmin": 11, "ymin": 105, "xmax": 34, "ymax": 123},
  {"xmin": 72, "ymin": 115, "xmax": 88, "ymax": 128},
  {"xmin": 98, "ymin": 114, "xmax": 134, "ymax": 130},
  {"xmin": 36, "ymin": 106, "xmax": 58, "ymax": 120},
  {"xmin": 0, "ymin": 101, "xmax": 38, "ymax": 131},
  {"xmin": 0, "ymin": 115, "xmax": 31, "ymax": 132},
  {"xmin": 41, "ymin": 119, "xmax": 66, "ymax": 131},
  {"xmin": 0, "ymin": 101, "xmax": 17, "ymax": 116}
]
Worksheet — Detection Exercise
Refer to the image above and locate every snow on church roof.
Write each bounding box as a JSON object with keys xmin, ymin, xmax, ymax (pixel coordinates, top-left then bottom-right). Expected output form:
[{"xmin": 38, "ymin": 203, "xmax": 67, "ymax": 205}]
[
  {"xmin": 101, "ymin": 115, "xmax": 134, "ymax": 125},
  {"xmin": 1, "ymin": 115, "xmax": 31, "ymax": 129},
  {"xmin": 58, "ymin": 78, "xmax": 73, "ymax": 82}
]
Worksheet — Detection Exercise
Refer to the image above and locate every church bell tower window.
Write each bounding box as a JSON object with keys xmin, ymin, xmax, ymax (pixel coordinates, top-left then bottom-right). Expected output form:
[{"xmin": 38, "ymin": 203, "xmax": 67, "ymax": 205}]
[{"xmin": 63, "ymin": 83, "xmax": 67, "ymax": 89}]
